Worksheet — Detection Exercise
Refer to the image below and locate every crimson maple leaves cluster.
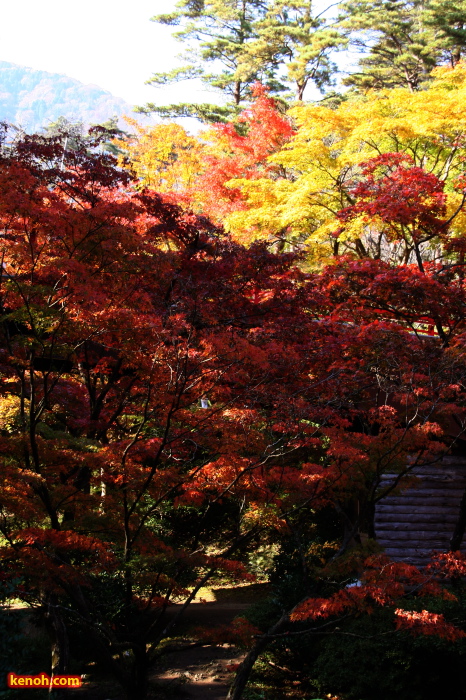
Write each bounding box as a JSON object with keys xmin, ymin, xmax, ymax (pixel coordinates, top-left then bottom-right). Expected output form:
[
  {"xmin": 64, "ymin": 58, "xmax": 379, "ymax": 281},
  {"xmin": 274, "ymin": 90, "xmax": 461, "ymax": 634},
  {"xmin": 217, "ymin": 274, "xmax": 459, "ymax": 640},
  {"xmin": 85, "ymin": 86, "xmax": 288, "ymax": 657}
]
[{"xmin": 1, "ymin": 122, "xmax": 466, "ymax": 698}]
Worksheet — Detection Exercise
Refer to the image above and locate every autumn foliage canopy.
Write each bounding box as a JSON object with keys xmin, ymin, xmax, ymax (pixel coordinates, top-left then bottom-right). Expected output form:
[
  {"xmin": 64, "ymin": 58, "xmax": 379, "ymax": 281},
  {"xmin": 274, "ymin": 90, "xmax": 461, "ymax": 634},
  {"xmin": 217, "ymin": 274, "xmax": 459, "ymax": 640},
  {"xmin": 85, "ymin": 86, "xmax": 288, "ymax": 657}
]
[{"xmin": 3, "ymin": 65, "xmax": 466, "ymax": 698}]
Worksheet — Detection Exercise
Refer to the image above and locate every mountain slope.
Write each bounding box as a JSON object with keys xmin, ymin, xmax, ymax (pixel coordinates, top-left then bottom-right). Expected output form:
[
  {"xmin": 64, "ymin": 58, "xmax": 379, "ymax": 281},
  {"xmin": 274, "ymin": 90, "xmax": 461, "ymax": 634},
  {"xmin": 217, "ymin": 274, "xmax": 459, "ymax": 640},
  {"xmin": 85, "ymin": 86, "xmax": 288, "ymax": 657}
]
[{"xmin": 0, "ymin": 61, "xmax": 134, "ymax": 132}]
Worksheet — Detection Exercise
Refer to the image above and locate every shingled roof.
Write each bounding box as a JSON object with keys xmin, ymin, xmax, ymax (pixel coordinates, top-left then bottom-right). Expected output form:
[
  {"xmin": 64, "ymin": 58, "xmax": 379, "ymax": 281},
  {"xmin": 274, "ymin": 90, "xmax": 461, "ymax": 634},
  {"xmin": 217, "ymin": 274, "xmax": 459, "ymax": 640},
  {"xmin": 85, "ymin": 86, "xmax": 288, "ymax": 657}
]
[{"xmin": 374, "ymin": 457, "xmax": 466, "ymax": 567}]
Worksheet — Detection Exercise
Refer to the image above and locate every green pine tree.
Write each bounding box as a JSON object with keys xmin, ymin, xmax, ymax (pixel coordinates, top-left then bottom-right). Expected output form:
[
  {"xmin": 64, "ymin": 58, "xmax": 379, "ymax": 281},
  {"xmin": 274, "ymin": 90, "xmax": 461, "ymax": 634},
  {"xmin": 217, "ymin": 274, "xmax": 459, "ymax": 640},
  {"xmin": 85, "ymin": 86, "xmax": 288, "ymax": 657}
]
[
  {"xmin": 338, "ymin": 0, "xmax": 466, "ymax": 92},
  {"xmin": 239, "ymin": 0, "xmax": 345, "ymax": 100},
  {"xmin": 142, "ymin": 0, "xmax": 269, "ymax": 122},
  {"xmin": 338, "ymin": 0, "xmax": 437, "ymax": 92},
  {"xmin": 140, "ymin": 0, "xmax": 343, "ymax": 122},
  {"xmin": 423, "ymin": 0, "xmax": 466, "ymax": 66}
]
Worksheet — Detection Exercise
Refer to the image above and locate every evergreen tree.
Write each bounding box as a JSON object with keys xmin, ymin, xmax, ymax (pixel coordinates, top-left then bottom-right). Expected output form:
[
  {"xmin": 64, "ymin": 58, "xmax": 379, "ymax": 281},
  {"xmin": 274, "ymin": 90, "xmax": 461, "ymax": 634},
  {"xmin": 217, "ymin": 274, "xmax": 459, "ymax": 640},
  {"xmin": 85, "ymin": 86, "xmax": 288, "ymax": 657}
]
[
  {"xmin": 338, "ymin": 0, "xmax": 466, "ymax": 92},
  {"xmin": 338, "ymin": 0, "xmax": 438, "ymax": 92},
  {"xmin": 140, "ymin": 0, "xmax": 342, "ymax": 122},
  {"xmin": 143, "ymin": 0, "xmax": 269, "ymax": 123},
  {"xmin": 41, "ymin": 116, "xmax": 128, "ymax": 155},
  {"xmin": 239, "ymin": 0, "xmax": 344, "ymax": 100},
  {"xmin": 41, "ymin": 116, "xmax": 85, "ymax": 147},
  {"xmin": 423, "ymin": 0, "xmax": 466, "ymax": 66}
]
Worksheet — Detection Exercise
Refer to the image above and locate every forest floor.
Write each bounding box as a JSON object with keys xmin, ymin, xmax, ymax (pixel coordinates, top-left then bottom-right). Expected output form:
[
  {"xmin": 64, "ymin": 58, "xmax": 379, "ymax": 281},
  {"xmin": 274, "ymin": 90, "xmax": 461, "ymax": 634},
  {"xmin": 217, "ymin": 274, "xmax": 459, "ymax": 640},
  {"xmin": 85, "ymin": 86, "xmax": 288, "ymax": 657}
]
[
  {"xmin": 150, "ymin": 584, "xmax": 262, "ymax": 700},
  {"xmin": 75, "ymin": 582, "xmax": 269, "ymax": 699},
  {"xmin": 4, "ymin": 583, "xmax": 269, "ymax": 698},
  {"xmin": 153, "ymin": 634, "xmax": 245, "ymax": 699}
]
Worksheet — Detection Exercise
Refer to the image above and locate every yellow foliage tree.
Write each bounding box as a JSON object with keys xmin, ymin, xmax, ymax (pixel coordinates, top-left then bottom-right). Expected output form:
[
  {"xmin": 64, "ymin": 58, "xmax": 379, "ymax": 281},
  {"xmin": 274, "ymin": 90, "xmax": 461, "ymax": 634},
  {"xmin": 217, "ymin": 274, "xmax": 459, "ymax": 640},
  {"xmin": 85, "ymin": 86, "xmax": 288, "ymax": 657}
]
[
  {"xmin": 226, "ymin": 63, "xmax": 466, "ymax": 264},
  {"xmin": 117, "ymin": 119, "xmax": 205, "ymax": 193},
  {"xmin": 118, "ymin": 87, "xmax": 294, "ymax": 241}
]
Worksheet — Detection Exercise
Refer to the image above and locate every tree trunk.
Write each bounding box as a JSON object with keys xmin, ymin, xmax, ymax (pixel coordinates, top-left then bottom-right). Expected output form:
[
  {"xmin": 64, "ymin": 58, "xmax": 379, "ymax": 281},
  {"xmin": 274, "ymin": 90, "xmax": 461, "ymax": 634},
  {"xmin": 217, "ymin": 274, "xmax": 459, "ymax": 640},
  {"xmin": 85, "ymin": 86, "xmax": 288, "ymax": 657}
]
[
  {"xmin": 228, "ymin": 588, "xmax": 341, "ymax": 699},
  {"xmin": 234, "ymin": 81, "xmax": 242, "ymax": 105},
  {"xmin": 44, "ymin": 593, "xmax": 70, "ymax": 699},
  {"xmin": 450, "ymin": 484, "xmax": 466, "ymax": 551},
  {"xmin": 365, "ymin": 500, "xmax": 376, "ymax": 540},
  {"xmin": 227, "ymin": 610, "xmax": 291, "ymax": 700},
  {"xmin": 124, "ymin": 646, "xmax": 148, "ymax": 700}
]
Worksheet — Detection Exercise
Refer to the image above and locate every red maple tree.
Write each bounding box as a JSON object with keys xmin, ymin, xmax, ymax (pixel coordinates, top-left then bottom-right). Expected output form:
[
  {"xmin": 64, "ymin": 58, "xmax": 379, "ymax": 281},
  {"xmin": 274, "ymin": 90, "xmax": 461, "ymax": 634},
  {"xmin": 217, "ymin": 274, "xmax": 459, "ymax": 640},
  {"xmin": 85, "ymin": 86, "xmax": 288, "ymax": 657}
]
[
  {"xmin": 189, "ymin": 83, "xmax": 294, "ymax": 222},
  {"xmin": 0, "ymin": 124, "xmax": 329, "ymax": 699},
  {"xmin": 228, "ymin": 157, "xmax": 466, "ymax": 698},
  {"xmin": 2, "ymin": 127, "xmax": 466, "ymax": 700}
]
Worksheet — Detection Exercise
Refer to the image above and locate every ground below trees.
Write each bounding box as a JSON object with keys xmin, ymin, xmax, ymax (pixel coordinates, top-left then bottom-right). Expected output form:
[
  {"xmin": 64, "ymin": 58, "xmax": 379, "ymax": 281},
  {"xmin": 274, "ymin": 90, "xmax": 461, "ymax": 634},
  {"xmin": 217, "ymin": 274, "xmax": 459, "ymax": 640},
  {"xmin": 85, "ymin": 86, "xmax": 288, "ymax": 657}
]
[{"xmin": 72, "ymin": 584, "xmax": 268, "ymax": 699}]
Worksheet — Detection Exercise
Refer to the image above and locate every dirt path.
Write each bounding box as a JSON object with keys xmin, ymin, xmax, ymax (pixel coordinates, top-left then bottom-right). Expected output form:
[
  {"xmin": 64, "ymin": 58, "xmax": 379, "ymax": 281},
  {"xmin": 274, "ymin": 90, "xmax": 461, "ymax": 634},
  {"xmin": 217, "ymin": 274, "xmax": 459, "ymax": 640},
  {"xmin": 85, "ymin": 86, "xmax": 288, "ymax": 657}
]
[
  {"xmin": 151, "ymin": 585, "xmax": 268, "ymax": 699},
  {"xmin": 154, "ymin": 640, "xmax": 245, "ymax": 699},
  {"xmin": 10, "ymin": 584, "xmax": 268, "ymax": 699},
  {"xmin": 152, "ymin": 600, "xmax": 250, "ymax": 699}
]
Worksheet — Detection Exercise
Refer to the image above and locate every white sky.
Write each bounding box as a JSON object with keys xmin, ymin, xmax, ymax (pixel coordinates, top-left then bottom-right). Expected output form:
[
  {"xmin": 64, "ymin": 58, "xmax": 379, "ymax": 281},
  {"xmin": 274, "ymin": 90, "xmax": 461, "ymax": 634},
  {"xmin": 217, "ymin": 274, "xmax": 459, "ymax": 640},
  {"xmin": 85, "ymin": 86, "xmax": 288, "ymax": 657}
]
[
  {"xmin": 0, "ymin": 0, "xmax": 206, "ymax": 108},
  {"xmin": 0, "ymin": 0, "xmax": 347, "ymax": 110}
]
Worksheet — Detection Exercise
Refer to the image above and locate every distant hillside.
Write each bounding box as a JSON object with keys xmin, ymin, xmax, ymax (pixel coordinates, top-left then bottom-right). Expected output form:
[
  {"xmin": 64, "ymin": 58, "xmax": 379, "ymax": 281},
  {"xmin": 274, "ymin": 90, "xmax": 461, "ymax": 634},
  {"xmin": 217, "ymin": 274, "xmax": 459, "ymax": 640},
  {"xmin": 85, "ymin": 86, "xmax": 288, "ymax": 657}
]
[{"xmin": 0, "ymin": 61, "xmax": 134, "ymax": 133}]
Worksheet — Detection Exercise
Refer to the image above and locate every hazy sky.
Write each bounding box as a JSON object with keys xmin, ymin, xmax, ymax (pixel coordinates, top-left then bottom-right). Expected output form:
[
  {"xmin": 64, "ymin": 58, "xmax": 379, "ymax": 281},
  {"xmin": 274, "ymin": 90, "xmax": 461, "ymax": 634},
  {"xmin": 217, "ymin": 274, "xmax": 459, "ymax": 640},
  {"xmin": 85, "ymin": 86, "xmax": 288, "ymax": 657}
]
[
  {"xmin": 0, "ymin": 0, "xmax": 205, "ymax": 108},
  {"xmin": 0, "ymin": 0, "xmax": 344, "ymax": 110}
]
